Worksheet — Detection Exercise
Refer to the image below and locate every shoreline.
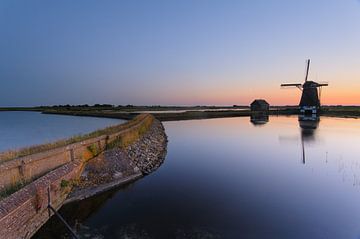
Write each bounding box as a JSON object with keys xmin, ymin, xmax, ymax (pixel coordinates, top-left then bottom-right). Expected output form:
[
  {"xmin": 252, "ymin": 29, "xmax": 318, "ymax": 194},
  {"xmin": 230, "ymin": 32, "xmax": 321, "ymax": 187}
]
[
  {"xmin": 1, "ymin": 106, "xmax": 359, "ymax": 121},
  {"xmin": 41, "ymin": 109, "xmax": 360, "ymax": 121},
  {"xmin": 0, "ymin": 114, "xmax": 168, "ymax": 239},
  {"xmin": 65, "ymin": 118, "xmax": 168, "ymax": 204}
]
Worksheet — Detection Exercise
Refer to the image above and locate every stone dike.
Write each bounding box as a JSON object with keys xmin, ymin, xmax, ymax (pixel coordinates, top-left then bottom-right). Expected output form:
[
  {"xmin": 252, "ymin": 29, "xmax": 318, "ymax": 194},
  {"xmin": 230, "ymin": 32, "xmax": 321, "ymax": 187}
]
[
  {"xmin": 66, "ymin": 119, "xmax": 167, "ymax": 203},
  {"xmin": 0, "ymin": 114, "xmax": 167, "ymax": 239}
]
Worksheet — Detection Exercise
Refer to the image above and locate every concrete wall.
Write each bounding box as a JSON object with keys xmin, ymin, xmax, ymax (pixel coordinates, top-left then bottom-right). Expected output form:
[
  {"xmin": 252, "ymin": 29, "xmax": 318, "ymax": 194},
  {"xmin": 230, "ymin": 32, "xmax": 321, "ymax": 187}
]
[{"xmin": 0, "ymin": 114, "xmax": 154, "ymax": 239}]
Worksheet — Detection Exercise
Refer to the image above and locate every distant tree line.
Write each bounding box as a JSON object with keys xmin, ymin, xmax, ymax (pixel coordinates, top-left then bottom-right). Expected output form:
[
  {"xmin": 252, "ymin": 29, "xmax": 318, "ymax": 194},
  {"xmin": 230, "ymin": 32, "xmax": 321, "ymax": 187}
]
[{"xmin": 39, "ymin": 104, "xmax": 136, "ymax": 109}]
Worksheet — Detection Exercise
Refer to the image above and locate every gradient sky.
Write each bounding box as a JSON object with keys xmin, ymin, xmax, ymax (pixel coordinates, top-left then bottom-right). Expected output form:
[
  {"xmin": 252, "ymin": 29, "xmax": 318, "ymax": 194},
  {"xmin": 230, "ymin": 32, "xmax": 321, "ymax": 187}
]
[{"xmin": 1, "ymin": 0, "xmax": 360, "ymax": 106}]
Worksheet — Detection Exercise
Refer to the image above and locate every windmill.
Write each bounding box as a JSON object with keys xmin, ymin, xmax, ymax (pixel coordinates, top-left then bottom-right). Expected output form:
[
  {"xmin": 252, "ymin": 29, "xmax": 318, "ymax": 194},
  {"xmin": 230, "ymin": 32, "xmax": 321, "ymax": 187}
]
[{"xmin": 281, "ymin": 59, "xmax": 328, "ymax": 114}]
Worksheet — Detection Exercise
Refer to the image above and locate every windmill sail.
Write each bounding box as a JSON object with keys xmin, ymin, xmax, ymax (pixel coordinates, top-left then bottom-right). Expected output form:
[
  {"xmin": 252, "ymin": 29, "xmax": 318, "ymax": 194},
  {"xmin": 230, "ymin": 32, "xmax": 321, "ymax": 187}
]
[
  {"xmin": 280, "ymin": 83, "xmax": 302, "ymax": 87},
  {"xmin": 305, "ymin": 59, "xmax": 310, "ymax": 82}
]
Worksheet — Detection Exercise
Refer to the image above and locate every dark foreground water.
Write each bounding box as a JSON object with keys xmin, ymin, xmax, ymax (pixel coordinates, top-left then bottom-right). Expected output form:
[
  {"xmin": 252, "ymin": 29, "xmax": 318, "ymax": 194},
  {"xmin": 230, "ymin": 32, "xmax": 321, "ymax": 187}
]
[
  {"xmin": 0, "ymin": 111, "xmax": 123, "ymax": 152},
  {"xmin": 32, "ymin": 116, "xmax": 360, "ymax": 239}
]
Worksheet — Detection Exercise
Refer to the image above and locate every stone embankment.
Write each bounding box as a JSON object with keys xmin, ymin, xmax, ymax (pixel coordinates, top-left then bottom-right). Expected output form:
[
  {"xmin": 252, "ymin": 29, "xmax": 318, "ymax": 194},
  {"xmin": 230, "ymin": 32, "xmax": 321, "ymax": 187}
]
[
  {"xmin": 66, "ymin": 119, "xmax": 167, "ymax": 203},
  {"xmin": 0, "ymin": 114, "xmax": 167, "ymax": 239},
  {"xmin": 127, "ymin": 119, "xmax": 167, "ymax": 174}
]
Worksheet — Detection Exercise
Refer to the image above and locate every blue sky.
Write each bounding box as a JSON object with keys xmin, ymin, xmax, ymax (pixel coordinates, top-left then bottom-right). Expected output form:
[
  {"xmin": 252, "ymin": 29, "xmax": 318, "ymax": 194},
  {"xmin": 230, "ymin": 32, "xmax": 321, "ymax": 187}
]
[{"xmin": 1, "ymin": 0, "xmax": 360, "ymax": 106}]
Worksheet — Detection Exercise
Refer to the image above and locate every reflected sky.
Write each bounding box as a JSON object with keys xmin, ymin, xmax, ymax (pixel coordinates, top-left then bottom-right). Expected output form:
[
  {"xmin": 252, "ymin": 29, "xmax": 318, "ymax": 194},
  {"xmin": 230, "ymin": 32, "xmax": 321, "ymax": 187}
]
[
  {"xmin": 35, "ymin": 116, "xmax": 360, "ymax": 239},
  {"xmin": 0, "ymin": 111, "xmax": 123, "ymax": 152}
]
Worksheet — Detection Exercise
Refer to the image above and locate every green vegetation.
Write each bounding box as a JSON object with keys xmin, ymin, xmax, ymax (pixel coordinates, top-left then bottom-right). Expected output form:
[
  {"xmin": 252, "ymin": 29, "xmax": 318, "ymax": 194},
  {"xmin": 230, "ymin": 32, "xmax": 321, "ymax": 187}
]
[
  {"xmin": 0, "ymin": 104, "xmax": 358, "ymax": 161},
  {"xmin": 107, "ymin": 116, "xmax": 153, "ymax": 149},
  {"xmin": 0, "ymin": 180, "xmax": 26, "ymax": 199},
  {"xmin": 0, "ymin": 104, "xmax": 250, "ymax": 114},
  {"xmin": 320, "ymin": 106, "xmax": 360, "ymax": 118},
  {"xmin": 322, "ymin": 106, "xmax": 360, "ymax": 112},
  {"xmin": 0, "ymin": 114, "xmax": 154, "ymax": 199},
  {"xmin": 60, "ymin": 179, "xmax": 70, "ymax": 188},
  {"xmin": 0, "ymin": 107, "xmax": 43, "ymax": 112},
  {"xmin": 40, "ymin": 105, "xmax": 360, "ymax": 121},
  {"xmin": 87, "ymin": 143, "xmax": 101, "ymax": 157}
]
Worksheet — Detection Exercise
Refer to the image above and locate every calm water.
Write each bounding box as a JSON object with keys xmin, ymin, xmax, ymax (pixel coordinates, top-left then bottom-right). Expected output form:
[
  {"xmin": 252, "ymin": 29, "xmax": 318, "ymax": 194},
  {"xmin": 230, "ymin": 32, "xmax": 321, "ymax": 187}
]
[
  {"xmin": 0, "ymin": 111, "xmax": 123, "ymax": 152},
  {"xmin": 32, "ymin": 115, "xmax": 360, "ymax": 239}
]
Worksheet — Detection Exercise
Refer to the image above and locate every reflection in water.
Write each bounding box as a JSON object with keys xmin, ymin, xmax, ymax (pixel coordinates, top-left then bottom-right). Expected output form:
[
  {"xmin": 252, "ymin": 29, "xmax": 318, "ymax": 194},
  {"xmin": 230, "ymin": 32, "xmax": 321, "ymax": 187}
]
[
  {"xmin": 250, "ymin": 113, "xmax": 269, "ymax": 126},
  {"xmin": 299, "ymin": 114, "xmax": 320, "ymax": 164},
  {"xmin": 34, "ymin": 183, "xmax": 137, "ymax": 238},
  {"xmin": 34, "ymin": 116, "xmax": 360, "ymax": 239},
  {"xmin": 299, "ymin": 114, "xmax": 319, "ymax": 141},
  {"xmin": 0, "ymin": 111, "xmax": 123, "ymax": 152}
]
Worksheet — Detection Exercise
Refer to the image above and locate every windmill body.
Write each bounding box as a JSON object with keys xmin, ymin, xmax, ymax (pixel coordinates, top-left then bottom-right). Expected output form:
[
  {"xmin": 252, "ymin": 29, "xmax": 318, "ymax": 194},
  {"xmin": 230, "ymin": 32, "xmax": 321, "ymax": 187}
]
[{"xmin": 281, "ymin": 59, "xmax": 328, "ymax": 115}]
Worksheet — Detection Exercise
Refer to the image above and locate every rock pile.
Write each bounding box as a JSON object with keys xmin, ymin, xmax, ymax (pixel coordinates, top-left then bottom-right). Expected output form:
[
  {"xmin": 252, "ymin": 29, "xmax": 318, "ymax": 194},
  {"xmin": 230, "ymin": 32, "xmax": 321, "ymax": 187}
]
[
  {"xmin": 76, "ymin": 150, "xmax": 140, "ymax": 189},
  {"xmin": 127, "ymin": 119, "xmax": 168, "ymax": 174},
  {"xmin": 67, "ymin": 118, "xmax": 167, "ymax": 201}
]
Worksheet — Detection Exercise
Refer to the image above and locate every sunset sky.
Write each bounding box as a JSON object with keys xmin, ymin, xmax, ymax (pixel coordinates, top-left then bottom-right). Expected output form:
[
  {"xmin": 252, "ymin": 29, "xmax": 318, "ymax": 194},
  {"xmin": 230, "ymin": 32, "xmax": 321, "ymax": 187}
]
[{"xmin": 1, "ymin": 0, "xmax": 359, "ymax": 106}]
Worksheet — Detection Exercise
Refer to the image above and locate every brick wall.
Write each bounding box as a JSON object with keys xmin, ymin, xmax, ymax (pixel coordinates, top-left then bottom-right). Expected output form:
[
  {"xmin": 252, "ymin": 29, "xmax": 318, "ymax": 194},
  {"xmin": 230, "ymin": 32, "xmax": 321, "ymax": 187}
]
[
  {"xmin": 0, "ymin": 162, "xmax": 83, "ymax": 239},
  {"xmin": 0, "ymin": 114, "xmax": 154, "ymax": 239}
]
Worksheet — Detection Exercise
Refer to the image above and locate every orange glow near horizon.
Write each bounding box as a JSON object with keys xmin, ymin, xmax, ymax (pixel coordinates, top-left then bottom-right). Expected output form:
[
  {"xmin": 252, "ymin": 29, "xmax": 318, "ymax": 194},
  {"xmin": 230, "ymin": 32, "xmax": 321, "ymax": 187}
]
[
  {"xmin": 149, "ymin": 70, "xmax": 360, "ymax": 106},
  {"xmin": 162, "ymin": 86, "xmax": 360, "ymax": 106}
]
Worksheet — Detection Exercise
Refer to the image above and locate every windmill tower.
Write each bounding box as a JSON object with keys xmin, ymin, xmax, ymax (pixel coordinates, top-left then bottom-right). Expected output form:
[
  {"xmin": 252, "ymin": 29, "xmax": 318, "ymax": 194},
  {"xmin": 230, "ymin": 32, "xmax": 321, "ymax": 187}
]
[
  {"xmin": 281, "ymin": 59, "xmax": 328, "ymax": 114},
  {"xmin": 298, "ymin": 115, "xmax": 319, "ymax": 164}
]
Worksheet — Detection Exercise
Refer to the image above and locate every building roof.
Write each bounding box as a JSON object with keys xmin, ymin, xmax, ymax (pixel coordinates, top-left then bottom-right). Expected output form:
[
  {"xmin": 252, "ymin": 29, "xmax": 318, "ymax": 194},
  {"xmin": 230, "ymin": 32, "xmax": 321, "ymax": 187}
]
[{"xmin": 251, "ymin": 99, "xmax": 269, "ymax": 106}]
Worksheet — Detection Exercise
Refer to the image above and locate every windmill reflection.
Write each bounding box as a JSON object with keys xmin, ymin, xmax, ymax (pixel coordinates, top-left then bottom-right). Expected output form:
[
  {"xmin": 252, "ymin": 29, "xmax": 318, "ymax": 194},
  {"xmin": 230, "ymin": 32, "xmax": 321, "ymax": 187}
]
[{"xmin": 299, "ymin": 114, "xmax": 319, "ymax": 164}]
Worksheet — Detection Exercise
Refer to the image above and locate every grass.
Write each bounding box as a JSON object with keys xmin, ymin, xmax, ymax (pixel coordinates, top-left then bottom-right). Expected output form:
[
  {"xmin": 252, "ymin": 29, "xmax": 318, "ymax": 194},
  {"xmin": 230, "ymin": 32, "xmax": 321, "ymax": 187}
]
[
  {"xmin": 59, "ymin": 106, "xmax": 360, "ymax": 121},
  {"xmin": 106, "ymin": 116, "xmax": 153, "ymax": 149},
  {"xmin": 0, "ymin": 107, "xmax": 43, "ymax": 112},
  {"xmin": 0, "ymin": 180, "xmax": 27, "ymax": 200},
  {"xmin": 87, "ymin": 143, "xmax": 101, "ymax": 157},
  {"xmin": 322, "ymin": 106, "xmax": 360, "ymax": 112},
  {"xmin": 40, "ymin": 106, "xmax": 300, "ymax": 121},
  {"xmin": 0, "ymin": 114, "xmax": 154, "ymax": 199},
  {"xmin": 0, "ymin": 114, "xmax": 151, "ymax": 163},
  {"xmin": 60, "ymin": 179, "xmax": 70, "ymax": 188}
]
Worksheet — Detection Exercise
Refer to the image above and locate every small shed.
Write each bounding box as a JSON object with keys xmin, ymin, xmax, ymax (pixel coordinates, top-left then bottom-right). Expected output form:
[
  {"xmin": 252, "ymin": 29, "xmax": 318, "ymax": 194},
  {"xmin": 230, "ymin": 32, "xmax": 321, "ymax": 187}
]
[{"xmin": 250, "ymin": 99, "xmax": 269, "ymax": 112}]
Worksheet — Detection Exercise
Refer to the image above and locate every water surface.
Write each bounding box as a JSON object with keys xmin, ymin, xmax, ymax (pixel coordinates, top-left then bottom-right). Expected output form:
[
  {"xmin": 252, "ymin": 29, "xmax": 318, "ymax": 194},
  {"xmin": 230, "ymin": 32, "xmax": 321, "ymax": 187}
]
[
  {"xmin": 34, "ymin": 116, "xmax": 360, "ymax": 239},
  {"xmin": 0, "ymin": 111, "xmax": 123, "ymax": 152}
]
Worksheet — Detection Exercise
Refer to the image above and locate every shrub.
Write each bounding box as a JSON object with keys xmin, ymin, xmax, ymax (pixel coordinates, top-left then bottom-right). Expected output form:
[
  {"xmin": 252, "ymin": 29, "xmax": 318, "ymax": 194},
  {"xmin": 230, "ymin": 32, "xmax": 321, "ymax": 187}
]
[
  {"xmin": 60, "ymin": 179, "xmax": 70, "ymax": 188},
  {"xmin": 0, "ymin": 180, "xmax": 26, "ymax": 200},
  {"xmin": 87, "ymin": 143, "xmax": 100, "ymax": 157}
]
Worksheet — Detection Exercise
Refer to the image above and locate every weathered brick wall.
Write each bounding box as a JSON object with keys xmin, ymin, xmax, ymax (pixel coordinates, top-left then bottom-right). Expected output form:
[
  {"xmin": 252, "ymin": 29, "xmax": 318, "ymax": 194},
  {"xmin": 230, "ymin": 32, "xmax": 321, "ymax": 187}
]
[
  {"xmin": 0, "ymin": 114, "xmax": 154, "ymax": 239},
  {"xmin": 0, "ymin": 162, "xmax": 83, "ymax": 239}
]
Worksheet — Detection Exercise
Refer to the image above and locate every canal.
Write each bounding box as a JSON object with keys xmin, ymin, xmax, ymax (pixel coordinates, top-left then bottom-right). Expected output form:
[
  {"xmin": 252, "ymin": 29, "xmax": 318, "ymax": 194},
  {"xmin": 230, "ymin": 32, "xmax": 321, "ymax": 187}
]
[{"xmin": 31, "ymin": 115, "xmax": 360, "ymax": 239}]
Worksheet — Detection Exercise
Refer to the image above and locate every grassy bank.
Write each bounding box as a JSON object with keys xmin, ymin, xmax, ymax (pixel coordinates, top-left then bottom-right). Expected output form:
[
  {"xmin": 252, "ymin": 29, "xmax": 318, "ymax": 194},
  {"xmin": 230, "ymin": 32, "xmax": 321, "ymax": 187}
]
[
  {"xmin": 40, "ymin": 107, "xmax": 360, "ymax": 121},
  {"xmin": 0, "ymin": 107, "xmax": 43, "ymax": 112},
  {"xmin": 0, "ymin": 105, "xmax": 249, "ymax": 113},
  {"xmin": 40, "ymin": 108, "xmax": 298, "ymax": 121},
  {"xmin": 0, "ymin": 114, "xmax": 154, "ymax": 199},
  {"xmin": 1, "ymin": 105, "xmax": 360, "ymax": 122}
]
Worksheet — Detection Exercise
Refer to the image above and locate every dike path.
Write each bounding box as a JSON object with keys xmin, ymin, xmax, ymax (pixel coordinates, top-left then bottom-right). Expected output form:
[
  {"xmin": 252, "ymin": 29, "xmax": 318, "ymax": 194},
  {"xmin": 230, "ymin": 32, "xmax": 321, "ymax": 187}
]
[
  {"xmin": 66, "ymin": 119, "xmax": 167, "ymax": 203},
  {"xmin": 0, "ymin": 114, "xmax": 167, "ymax": 239}
]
